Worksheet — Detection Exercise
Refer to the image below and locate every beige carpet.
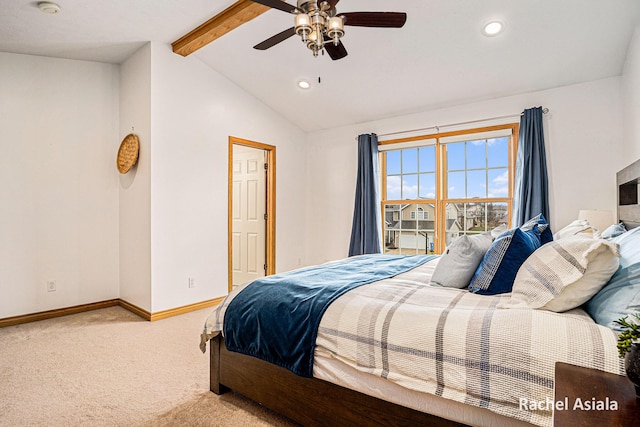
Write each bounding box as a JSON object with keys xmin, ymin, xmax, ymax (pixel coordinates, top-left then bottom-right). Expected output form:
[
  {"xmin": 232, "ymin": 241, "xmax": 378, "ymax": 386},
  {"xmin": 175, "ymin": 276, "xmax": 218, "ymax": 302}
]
[{"xmin": 0, "ymin": 306, "xmax": 298, "ymax": 426}]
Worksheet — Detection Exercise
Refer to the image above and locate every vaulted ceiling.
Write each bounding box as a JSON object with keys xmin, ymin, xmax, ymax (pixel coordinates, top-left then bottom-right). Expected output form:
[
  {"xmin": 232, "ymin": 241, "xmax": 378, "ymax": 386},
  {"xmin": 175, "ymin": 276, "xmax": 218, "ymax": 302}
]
[{"xmin": 2, "ymin": 0, "xmax": 640, "ymax": 132}]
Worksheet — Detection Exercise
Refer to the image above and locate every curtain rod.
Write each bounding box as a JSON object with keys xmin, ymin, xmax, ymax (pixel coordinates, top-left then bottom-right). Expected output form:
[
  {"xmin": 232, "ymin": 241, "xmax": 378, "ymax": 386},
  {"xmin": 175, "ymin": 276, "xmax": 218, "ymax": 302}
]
[{"xmin": 361, "ymin": 108, "xmax": 549, "ymax": 140}]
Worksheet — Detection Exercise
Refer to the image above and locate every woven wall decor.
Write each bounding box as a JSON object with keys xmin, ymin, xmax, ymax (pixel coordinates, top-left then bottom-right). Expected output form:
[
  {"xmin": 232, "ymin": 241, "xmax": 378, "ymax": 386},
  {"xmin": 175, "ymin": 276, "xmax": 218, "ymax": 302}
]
[{"xmin": 117, "ymin": 133, "xmax": 139, "ymax": 174}]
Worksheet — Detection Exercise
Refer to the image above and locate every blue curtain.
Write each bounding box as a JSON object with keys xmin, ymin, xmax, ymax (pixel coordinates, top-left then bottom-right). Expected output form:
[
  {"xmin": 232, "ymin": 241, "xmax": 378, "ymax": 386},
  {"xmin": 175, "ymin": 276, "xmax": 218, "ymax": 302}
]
[
  {"xmin": 513, "ymin": 107, "xmax": 550, "ymax": 227},
  {"xmin": 348, "ymin": 134, "xmax": 382, "ymax": 256}
]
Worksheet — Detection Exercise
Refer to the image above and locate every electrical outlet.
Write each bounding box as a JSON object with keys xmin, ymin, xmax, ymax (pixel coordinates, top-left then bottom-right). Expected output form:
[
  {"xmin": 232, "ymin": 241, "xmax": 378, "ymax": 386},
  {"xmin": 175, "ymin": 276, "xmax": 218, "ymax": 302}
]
[
  {"xmin": 47, "ymin": 280, "xmax": 56, "ymax": 292},
  {"xmin": 188, "ymin": 277, "xmax": 195, "ymax": 288}
]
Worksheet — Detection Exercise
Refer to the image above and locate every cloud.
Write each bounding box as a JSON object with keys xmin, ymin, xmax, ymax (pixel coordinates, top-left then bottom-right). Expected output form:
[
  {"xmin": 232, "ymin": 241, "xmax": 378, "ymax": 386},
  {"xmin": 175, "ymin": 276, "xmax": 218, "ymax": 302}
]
[
  {"xmin": 488, "ymin": 170, "xmax": 509, "ymax": 197},
  {"xmin": 487, "ymin": 137, "xmax": 507, "ymax": 147},
  {"xmin": 386, "ymin": 176, "xmax": 419, "ymax": 199},
  {"xmin": 492, "ymin": 170, "xmax": 509, "ymax": 184},
  {"xmin": 403, "ymin": 181, "xmax": 419, "ymax": 198},
  {"xmin": 386, "ymin": 176, "xmax": 402, "ymax": 199}
]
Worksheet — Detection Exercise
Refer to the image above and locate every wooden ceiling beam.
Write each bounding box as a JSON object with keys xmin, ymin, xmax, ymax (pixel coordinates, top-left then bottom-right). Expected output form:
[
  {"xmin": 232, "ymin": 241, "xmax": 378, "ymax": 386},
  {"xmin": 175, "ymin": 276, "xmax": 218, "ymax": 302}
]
[{"xmin": 172, "ymin": 0, "xmax": 270, "ymax": 57}]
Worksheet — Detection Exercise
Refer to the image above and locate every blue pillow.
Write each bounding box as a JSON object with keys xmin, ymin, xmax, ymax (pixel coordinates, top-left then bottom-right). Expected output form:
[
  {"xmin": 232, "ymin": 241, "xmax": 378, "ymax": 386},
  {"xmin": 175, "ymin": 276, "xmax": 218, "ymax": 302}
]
[
  {"xmin": 585, "ymin": 226, "xmax": 640, "ymax": 330},
  {"xmin": 521, "ymin": 213, "xmax": 553, "ymax": 244},
  {"xmin": 469, "ymin": 225, "xmax": 544, "ymax": 295},
  {"xmin": 601, "ymin": 222, "xmax": 627, "ymax": 240}
]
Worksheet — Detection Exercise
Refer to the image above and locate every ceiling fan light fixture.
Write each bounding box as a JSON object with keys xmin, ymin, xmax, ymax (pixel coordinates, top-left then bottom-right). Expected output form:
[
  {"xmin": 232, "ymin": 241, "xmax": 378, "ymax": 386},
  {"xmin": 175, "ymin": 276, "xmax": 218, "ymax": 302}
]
[
  {"xmin": 38, "ymin": 1, "xmax": 61, "ymax": 14},
  {"xmin": 295, "ymin": 13, "xmax": 312, "ymax": 40},
  {"xmin": 327, "ymin": 16, "xmax": 344, "ymax": 46},
  {"xmin": 482, "ymin": 21, "xmax": 504, "ymax": 37},
  {"xmin": 306, "ymin": 30, "xmax": 321, "ymax": 56}
]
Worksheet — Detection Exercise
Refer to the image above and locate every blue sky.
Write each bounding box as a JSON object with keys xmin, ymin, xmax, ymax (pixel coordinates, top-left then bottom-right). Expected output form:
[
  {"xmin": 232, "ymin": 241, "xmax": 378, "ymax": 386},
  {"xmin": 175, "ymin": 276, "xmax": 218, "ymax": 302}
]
[{"xmin": 386, "ymin": 138, "xmax": 509, "ymax": 200}]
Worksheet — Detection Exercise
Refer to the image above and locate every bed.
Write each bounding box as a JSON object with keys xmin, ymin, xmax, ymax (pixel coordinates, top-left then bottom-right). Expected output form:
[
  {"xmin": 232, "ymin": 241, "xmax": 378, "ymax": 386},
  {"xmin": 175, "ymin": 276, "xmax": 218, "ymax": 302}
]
[{"xmin": 201, "ymin": 160, "xmax": 640, "ymax": 427}]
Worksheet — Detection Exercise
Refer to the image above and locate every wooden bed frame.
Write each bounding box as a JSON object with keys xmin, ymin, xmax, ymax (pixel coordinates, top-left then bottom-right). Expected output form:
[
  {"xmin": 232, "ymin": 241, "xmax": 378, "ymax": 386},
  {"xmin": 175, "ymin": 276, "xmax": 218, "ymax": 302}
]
[
  {"xmin": 209, "ymin": 333, "xmax": 465, "ymax": 426},
  {"xmin": 209, "ymin": 158, "xmax": 640, "ymax": 426}
]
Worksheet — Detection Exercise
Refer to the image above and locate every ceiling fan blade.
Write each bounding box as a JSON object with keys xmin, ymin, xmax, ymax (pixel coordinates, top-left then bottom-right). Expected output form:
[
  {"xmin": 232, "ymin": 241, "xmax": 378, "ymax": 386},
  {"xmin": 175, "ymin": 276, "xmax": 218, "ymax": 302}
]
[
  {"xmin": 324, "ymin": 40, "xmax": 348, "ymax": 60},
  {"xmin": 341, "ymin": 12, "xmax": 407, "ymax": 28},
  {"xmin": 254, "ymin": 27, "xmax": 296, "ymax": 50},
  {"xmin": 249, "ymin": 0, "xmax": 298, "ymax": 14}
]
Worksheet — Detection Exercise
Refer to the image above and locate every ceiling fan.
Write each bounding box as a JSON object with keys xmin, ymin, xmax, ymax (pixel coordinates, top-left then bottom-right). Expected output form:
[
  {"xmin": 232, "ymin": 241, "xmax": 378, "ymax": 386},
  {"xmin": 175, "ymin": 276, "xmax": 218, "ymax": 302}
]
[{"xmin": 249, "ymin": 0, "xmax": 407, "ymax": 60}]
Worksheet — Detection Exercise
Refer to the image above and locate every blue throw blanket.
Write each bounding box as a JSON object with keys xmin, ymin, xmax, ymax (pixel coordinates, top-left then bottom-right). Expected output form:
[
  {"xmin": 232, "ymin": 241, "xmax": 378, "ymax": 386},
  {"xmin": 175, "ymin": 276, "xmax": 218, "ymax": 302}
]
[{"xmin": 223, "ymin": 254, "xmax": 436, "ymax": 377}]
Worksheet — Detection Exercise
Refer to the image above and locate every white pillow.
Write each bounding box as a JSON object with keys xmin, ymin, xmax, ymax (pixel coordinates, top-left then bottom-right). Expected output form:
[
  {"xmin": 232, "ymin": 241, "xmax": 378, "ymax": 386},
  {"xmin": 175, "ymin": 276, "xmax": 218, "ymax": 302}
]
[
  {"xmin": 553, "ymin": 219, "xmax": 598, "ymax": 240},
  {"xmin": 490, "ymin": 223, "xmax": 507, "ymax": 238},
  {"xmin": 430, "ymin": 233, "xmax": 493, "ymax": 288},
  {"xmin": 499, "ymin": 237, "xmax": 620, "ymax": 312}
]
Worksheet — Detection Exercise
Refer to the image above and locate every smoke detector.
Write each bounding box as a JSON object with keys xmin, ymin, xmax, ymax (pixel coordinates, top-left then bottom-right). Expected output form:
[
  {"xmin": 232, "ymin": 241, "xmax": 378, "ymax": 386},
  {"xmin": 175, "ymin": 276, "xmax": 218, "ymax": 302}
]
[{"xmin": 38, "ymin": 2, "xmax": 61, "ymax": 14}]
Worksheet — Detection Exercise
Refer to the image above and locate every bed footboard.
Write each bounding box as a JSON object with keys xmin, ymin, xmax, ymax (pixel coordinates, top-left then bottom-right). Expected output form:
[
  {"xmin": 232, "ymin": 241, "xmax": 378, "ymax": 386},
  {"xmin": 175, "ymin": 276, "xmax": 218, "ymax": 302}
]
[
  {"xmin": 209, "ymin": 335, "xmax": 465, "ymax": 427},
  {"xmin": 208, "ymin": 333, "xmax": 229, "ymax": 395}
]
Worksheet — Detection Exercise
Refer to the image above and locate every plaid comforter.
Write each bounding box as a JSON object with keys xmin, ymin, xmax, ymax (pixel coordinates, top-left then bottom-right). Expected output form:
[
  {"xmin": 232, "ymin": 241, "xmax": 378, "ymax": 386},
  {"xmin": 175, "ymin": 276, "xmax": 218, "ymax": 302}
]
[{"xmin": 202, "ymin": 258, "xmax": 624, "ymax": 427}]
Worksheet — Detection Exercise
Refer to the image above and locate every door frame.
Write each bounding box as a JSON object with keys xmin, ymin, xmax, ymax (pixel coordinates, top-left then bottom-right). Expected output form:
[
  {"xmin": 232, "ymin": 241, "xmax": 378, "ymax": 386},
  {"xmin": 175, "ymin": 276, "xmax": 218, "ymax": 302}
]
[{"xmin": 228, "ymin": 136, "xmax": 276, "ymax": 292}]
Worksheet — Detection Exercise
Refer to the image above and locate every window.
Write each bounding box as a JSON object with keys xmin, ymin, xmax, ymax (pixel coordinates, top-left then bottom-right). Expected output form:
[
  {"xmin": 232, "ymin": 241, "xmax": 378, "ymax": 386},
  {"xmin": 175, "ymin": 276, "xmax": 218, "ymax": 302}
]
[
  {"xmin": 380, "ymin": 124, "xmax": 518, "ymax": 255},
  {"xmin": 410, "ymin": 208, "xmax": 429, "ymax": 220}
]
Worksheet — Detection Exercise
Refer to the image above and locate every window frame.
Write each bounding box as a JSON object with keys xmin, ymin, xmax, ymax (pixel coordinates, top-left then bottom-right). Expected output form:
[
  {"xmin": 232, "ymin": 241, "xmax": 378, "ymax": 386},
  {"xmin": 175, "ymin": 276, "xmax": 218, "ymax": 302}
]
[{"xmin": 379, "ymin": 123, "xmax": 519, "ymax": 255}]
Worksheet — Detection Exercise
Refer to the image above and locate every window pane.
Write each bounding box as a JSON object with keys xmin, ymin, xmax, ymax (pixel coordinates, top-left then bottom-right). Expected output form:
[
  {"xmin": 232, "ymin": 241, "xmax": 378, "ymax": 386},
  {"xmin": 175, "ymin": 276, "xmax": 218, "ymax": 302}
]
[
  {"xmin": 444, "ymin": 203, "xmax": 463, "ymax": 247},
  {"xmin": 447, "ymin": 143, "xmax": 465, "ymax": 170},
  {"xmin": 417, "ymin": 204, "xmax": 436, "ymax": 254},
  {"xmin": 488, "ymin": 137, "xmax": 509, "ymax": 168},
  {"xmin": 419, "ymin": 173, "xmax": 435, "ymax": 199},
  {"xmin": 400, "ymin": 206, "xmax": 418, "ymax": 255},
  {"xmin": 448, "ymin": 171, "xmax": 465, "ymax": 199},
  {"xmin": 383, "ymin": 204, "xmax": 401, "ymax": 254},
  {"xmin": 487, "ymin": 202, "xmax": 509, "ymax": 228},
  {"xmin": 383, "ymin": 203, "xmax": 435, "ymax": 255},
  {"xmin": 386, "ymin": 175, "xmax": 401, "ymax": 200},
  {"xmin": 466, "ymin": 140, "xmax": 486, "ymax": 169},
  {"xmin": 445, "ymin": 202, "xmax": 509, "ymax": 248},
  {"xmin": 467, "ymin": 170, "xmax": 486, "ymax": 198},
  {"xmin": 402, "ymin": 148, "xmax": 418, "ymax": 174},
  {"xmin": 488, "ymin": 168, "xmax": 509, "ymax": 197},
  {"xmin": 465, "ymin": 203, "xmax": 486, "ymax": 232},
  {"xmin": 419, "ymin": 146, "xmax": 436, "ymax": 172},
  {"xmin": 387, "ymin": 151, "xmax": 401, "ymax": 175},
  {"xmin": 402, "ymin": 174, "xmax": 418, "ymax": 199}
]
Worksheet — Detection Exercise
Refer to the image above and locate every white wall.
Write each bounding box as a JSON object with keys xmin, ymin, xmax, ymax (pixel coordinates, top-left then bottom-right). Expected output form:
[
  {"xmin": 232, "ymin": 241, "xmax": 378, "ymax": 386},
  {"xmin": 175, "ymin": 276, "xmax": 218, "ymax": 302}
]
[
  {"xmin": 304, "ymin": 78, "xmax": 624, "ymax": 265},
  {"xmin": 2, "ymin": 42, "xmax": 631, "ymax": 318},
  {"xmin": 119, "ymin": 44, "xmax": 152, "ymax": 312},
  {"xmin": 147, "ymin": 43, "xmax": 307, "ymax": 312},
  {"xmin": 0, "ymin": 44, "xmax": 307, "ymax": 318},
  {"xmin": 0, "ymin": 52, "xmax": 120, "ymax": 318},
  {"xmin": 622, "ymin": 25, "xmax": 640, "ymax": 163}
]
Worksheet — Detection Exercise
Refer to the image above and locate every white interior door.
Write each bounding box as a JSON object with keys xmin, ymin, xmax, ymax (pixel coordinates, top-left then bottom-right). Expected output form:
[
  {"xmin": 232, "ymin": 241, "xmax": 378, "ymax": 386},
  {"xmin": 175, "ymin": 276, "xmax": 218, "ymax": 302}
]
[{"xmin": 232, "ymin": 145, "xmax": 267, "ymax": 287}]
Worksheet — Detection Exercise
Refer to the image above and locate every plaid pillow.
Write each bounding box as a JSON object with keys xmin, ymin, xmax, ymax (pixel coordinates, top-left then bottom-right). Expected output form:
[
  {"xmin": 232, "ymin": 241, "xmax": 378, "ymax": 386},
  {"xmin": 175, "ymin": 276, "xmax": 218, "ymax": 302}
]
[
  {"xmin": 500, "ymin": 237, "xmax": 620, "ymax": 312},
  {"xmin": 469, "ymin": 225, "xmax": 545, "ymax": 295}
]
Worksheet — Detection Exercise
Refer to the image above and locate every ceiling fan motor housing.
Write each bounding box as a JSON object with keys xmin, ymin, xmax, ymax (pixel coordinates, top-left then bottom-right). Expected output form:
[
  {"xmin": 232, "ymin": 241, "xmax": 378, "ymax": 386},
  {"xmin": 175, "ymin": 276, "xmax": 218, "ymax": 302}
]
[{"xmin": 298, "ymin": 1, "xmax": 334, "ymax": 15}]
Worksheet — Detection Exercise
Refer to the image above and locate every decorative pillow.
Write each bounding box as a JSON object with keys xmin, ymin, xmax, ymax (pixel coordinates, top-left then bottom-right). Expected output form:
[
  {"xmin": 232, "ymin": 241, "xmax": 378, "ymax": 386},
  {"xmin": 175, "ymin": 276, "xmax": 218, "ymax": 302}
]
[
  {"xmin": 553, "ymin": 219, "xmax": 598, "ymax": 240},
  {"xmin": 601, "ymin": 222, "xmax": 627, "ymax": 240},
  {"xmin": 490, "ymin": 223, "xmax": 508, "ymax": 238},
  {"xmin": 521, "ymin": 213, "xmax": 553, "ymax": 244},
  {"xmin": 499, "ymin": 237, "xmax": 620, "ymax": 312},
  {"xmin": 468, "ymin": 225, "xmax": 544, "ymax": 295},
  {"xmin": 585, "ymin": 226, "xmax": 640, "ymax": 331},
  {"xmin": 430, "ymin": 233, "xmax": 493, "ymax": 288}
]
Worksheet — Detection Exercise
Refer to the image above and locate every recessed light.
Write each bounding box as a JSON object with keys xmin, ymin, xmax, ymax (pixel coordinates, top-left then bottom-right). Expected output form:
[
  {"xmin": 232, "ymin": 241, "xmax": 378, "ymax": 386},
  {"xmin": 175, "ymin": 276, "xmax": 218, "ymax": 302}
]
[
  {"xmin": 38, "ymin": 2, "xmax": 61, "ymax": 14},
  {"xmin": 297, "ymin": 80, "xmax": 311, "ymax": 90},
  {"xmin": 482, "ymin": 21, "xmax": 504, "ymax": 37}
]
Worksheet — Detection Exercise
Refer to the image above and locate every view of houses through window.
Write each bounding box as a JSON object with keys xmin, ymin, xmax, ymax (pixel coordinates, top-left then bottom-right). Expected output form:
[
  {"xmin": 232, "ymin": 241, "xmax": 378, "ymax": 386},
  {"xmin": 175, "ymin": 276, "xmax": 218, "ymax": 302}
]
[{"xmin": 381, "ymin": 124, "xmax": 518, "ymax": 255}]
